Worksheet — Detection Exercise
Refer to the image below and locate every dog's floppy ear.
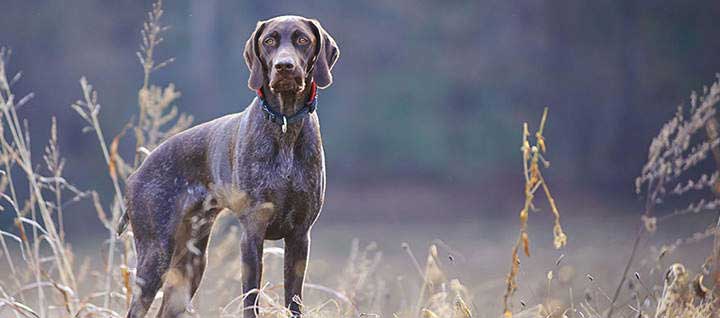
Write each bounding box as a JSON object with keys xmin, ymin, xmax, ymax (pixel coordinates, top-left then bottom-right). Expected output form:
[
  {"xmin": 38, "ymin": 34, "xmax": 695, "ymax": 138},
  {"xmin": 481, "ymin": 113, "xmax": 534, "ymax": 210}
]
[
  {"xmin": 244, "ymin": 21, "xmax": 267, "ymax": 91},
  {"xmin": 306, "ymin": 19, "xmax": 339, "ymax": 89}
]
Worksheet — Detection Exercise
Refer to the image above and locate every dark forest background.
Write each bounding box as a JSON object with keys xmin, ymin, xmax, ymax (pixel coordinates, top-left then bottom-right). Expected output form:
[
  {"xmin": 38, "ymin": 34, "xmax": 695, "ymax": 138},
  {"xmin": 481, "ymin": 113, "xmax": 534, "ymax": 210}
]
[{"xmin": 2, "ymin": 0, "xmax": 720, "ymax": 234}]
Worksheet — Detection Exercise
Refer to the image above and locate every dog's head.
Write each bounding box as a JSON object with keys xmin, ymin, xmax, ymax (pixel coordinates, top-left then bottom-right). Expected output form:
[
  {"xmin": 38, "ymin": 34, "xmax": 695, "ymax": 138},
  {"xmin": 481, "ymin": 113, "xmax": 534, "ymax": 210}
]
[{"xmin": 244, "ymin": 16, "xmax": 339, "ymax": 95}]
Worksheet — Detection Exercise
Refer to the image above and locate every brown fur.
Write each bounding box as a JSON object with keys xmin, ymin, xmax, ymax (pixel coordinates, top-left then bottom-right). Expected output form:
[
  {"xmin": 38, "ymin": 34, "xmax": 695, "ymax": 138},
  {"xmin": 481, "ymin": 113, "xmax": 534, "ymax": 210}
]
[{"xmin": 123, "ymin": 15, "xmax": 339, "ymax": 318}]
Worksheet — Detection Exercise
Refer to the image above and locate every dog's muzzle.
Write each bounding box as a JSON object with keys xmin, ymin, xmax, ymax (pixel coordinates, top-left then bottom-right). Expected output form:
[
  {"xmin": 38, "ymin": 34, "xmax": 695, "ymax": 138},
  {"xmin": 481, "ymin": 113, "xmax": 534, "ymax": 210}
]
[{"xmin": 270, "ymin": 56, "xmax": 305, "ymax": 93}]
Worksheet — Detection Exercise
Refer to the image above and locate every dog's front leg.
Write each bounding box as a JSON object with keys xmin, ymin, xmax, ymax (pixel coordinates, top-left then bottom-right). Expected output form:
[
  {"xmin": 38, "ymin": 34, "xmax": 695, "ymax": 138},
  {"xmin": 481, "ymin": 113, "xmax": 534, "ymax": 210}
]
[
  {"xmin": 237, "ymin": 203, "xmax": 274, "ymax": 318},
  {"xmin": 284, "ymin": 232, "xmax": 310, "ymax": 317},
  {"xmin": 240, "ymin": 229, "xmax": 265, "ymax": 318}
]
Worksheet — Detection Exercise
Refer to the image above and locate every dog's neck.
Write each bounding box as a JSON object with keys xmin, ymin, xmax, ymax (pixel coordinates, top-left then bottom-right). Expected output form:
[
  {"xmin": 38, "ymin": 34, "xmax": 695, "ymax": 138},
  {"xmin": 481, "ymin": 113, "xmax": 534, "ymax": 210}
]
[
  {"xmin": 261, "ymin": 83, "xmax": 312, "ymax": 117},
  {"xmin": 256, "ymin": 83, "xmax": 315, "ymax": 141}
]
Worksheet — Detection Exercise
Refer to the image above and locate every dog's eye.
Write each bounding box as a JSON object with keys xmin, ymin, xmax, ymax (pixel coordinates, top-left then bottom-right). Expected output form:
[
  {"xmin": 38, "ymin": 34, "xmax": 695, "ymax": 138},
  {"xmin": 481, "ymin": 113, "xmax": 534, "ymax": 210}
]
[
  {"xmin": 296, "ymin": 36, "xmax": 309, "ymax": 46},
  {"xmin": 263, "ymin": 37, "xmax": 276, "ymax": 46}
]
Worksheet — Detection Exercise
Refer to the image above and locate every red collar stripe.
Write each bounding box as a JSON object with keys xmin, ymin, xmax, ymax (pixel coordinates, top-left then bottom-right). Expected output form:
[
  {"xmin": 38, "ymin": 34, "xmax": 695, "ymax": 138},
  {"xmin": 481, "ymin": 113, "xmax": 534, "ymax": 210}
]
[{"xmin": 307, "ymin": 82, "xmax": 317, "ymax": 105}]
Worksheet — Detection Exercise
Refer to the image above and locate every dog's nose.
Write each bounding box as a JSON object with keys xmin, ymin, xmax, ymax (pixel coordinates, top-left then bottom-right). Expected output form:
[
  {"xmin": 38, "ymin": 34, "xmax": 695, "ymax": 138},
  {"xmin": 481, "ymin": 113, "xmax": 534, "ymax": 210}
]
[{"xmin": 274, "ymin": 61, "xmax": 295, "ymax": 72}]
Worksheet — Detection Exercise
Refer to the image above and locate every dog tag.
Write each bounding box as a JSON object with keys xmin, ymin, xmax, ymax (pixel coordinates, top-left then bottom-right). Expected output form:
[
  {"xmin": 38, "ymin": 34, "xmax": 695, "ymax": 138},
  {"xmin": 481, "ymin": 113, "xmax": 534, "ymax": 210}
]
[{"xmin": 282, "ymin": 116, "xmax": 288, "ymax": 133}]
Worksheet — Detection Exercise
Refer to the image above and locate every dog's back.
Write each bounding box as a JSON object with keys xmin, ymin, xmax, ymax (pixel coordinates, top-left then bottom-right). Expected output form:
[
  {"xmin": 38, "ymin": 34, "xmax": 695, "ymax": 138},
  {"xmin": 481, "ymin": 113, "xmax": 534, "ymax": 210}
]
[{"xmin": 124, "ymin": 112, "xmax": 240, "ymax": 234}]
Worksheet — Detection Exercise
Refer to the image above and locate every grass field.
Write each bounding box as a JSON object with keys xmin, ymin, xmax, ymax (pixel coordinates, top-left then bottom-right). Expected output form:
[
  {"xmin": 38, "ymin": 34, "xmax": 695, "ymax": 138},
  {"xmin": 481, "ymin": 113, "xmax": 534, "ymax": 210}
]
[{"xmin": 1, "ymin": 192, "xmax": 715, "ymax": 317}]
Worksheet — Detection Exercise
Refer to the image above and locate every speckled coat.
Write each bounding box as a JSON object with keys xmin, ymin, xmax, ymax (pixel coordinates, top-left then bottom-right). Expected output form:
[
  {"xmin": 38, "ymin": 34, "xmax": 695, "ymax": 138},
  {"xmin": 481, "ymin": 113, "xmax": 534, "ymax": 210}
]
[
  {"xmin": 124, "ymin": 95, "xmax": 326, "ymax": 314},
  {"xmin": 127, "ymin": 98, "xmax": 326, "ymax": 244},
  {"xmin": 122, "ymin": 15, "xmax": 338, "ymax": 318}
]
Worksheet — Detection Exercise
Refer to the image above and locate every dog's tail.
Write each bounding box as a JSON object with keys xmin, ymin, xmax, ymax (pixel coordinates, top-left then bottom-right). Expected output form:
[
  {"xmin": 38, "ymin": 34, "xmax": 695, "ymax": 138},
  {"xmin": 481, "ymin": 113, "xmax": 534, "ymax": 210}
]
[
  {"xmin": 117, "ymin": 173, "xmax": 135, "ymax": 236},
  {"xmin": 116, "ymin": 209, "xmax": 130, "ymax": 236}
]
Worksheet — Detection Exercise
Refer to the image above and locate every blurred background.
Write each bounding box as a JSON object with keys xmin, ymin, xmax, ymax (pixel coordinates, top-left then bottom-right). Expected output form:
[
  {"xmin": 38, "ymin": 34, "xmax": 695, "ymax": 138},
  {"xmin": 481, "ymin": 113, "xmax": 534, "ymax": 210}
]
[{"xmin": 2, "ymin": 0, "xmax": 720, "ymax": 314}]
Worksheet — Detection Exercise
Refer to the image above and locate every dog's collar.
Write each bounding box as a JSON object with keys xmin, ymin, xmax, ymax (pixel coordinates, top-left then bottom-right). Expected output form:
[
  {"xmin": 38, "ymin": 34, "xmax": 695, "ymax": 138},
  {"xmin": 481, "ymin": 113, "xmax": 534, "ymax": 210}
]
[{"xmin": 256, "ymin": 82, "xmax": 318, "ymax": 133}]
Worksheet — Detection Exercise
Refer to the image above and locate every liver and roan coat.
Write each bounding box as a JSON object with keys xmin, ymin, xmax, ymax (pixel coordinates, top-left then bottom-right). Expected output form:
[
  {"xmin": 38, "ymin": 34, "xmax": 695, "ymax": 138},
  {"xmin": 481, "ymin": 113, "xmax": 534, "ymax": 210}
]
[{"xmin": 120, "ymin": 15, "xmax": 339, "ymax": 318}]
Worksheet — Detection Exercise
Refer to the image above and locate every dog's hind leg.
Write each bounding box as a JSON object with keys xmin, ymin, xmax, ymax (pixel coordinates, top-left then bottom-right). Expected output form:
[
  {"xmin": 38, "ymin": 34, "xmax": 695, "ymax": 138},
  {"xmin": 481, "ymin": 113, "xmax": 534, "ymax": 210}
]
[
  {"xmin": 127, "ymin": 239, "xmax": 173, "ymax": 318},
  {"xmin": 127, "ymin": 186, "xmax": 209, "ymax": 318},
  {"xmin": 156, "ymin": 230, "xmax": 212, "ymax": 318}
]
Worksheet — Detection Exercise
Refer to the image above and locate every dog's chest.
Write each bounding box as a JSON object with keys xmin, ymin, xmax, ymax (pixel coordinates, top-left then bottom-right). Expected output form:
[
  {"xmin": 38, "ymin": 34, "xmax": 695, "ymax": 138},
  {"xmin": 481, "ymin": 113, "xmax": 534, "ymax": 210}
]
[
  {"xmin": 251, "ymin": 146, "xmax": 310, "ymax": 190},
  {"xmin": 239, "ymin": 137, "xmax": 324, "ymax": 235}
]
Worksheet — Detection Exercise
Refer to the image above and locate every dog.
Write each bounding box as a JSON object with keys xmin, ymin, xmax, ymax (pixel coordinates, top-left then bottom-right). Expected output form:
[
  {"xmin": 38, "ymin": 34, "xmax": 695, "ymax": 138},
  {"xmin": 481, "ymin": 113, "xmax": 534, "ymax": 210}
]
[{"xmin": 121, "ymin": 15, "xmax": 339, "ymax": 318}]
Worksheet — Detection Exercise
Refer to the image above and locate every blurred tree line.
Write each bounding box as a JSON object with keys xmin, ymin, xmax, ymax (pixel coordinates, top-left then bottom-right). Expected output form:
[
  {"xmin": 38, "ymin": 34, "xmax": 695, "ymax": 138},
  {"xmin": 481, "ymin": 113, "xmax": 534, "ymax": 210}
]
[{"xmin": 1, "ymin": 0, "xmax": 720, "ymax": 211}]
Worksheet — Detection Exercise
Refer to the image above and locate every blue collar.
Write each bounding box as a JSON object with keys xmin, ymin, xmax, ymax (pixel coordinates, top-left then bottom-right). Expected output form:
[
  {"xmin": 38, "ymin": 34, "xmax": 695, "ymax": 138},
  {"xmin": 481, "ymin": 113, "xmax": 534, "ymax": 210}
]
[{"xmin": 257, "ymin": 82, "xmax": 318, "ymax": 133}]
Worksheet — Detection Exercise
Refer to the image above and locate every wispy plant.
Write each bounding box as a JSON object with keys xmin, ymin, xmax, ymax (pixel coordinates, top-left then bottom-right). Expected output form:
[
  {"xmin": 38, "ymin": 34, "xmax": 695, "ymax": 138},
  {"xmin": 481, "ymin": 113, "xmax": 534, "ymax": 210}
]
[
  {"xmin": 503, "ymin": 107, "xmax": 567, "ymax": 318},
  {"xmin": 0, "ymin": 47, "xmax": 79, "ymax": 316},
  {"xmin": 133, "ymin": 0, "xmax": 191, "ymax": 167},
  {"xmin": 608, "ymin": 76, "xmax": 720, "ymax": 318}
]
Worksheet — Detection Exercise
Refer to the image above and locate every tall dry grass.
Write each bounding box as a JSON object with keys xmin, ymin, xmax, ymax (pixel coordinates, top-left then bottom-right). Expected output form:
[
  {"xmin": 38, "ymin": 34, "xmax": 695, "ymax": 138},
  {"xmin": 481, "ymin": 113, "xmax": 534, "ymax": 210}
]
[
  {"xmin": 499, "ymin": 78, "xmax": 720, "ymax": 318},
  {"xmin": 502, "ymin": 108, "xmax": 567, "ymax": 318},
  {"xmin": 0, "ymin": 0, "xmax": 192, "ymax": 315}
]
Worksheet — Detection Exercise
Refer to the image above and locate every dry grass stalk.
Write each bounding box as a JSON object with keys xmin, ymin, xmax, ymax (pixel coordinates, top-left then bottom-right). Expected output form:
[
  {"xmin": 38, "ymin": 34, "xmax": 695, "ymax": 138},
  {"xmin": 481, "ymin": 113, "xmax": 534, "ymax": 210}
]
[
  {"xmin": 502, "ymin": 107, "xmax": 567, "ymax": 318},
  {"xmin": 71, "ymin": 77, "xmax": 128, "ymax": 310},
  {"xmin": 397, "ymin": 243, "xmax": 473, "ymax": 318}
]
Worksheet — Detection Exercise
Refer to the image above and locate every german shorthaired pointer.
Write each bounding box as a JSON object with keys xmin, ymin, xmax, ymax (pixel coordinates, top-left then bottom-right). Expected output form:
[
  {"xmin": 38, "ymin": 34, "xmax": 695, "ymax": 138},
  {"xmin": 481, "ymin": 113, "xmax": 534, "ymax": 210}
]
[{"xmin": 121, "ymin": 15, "xmax": 339, "ymax": 318}]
